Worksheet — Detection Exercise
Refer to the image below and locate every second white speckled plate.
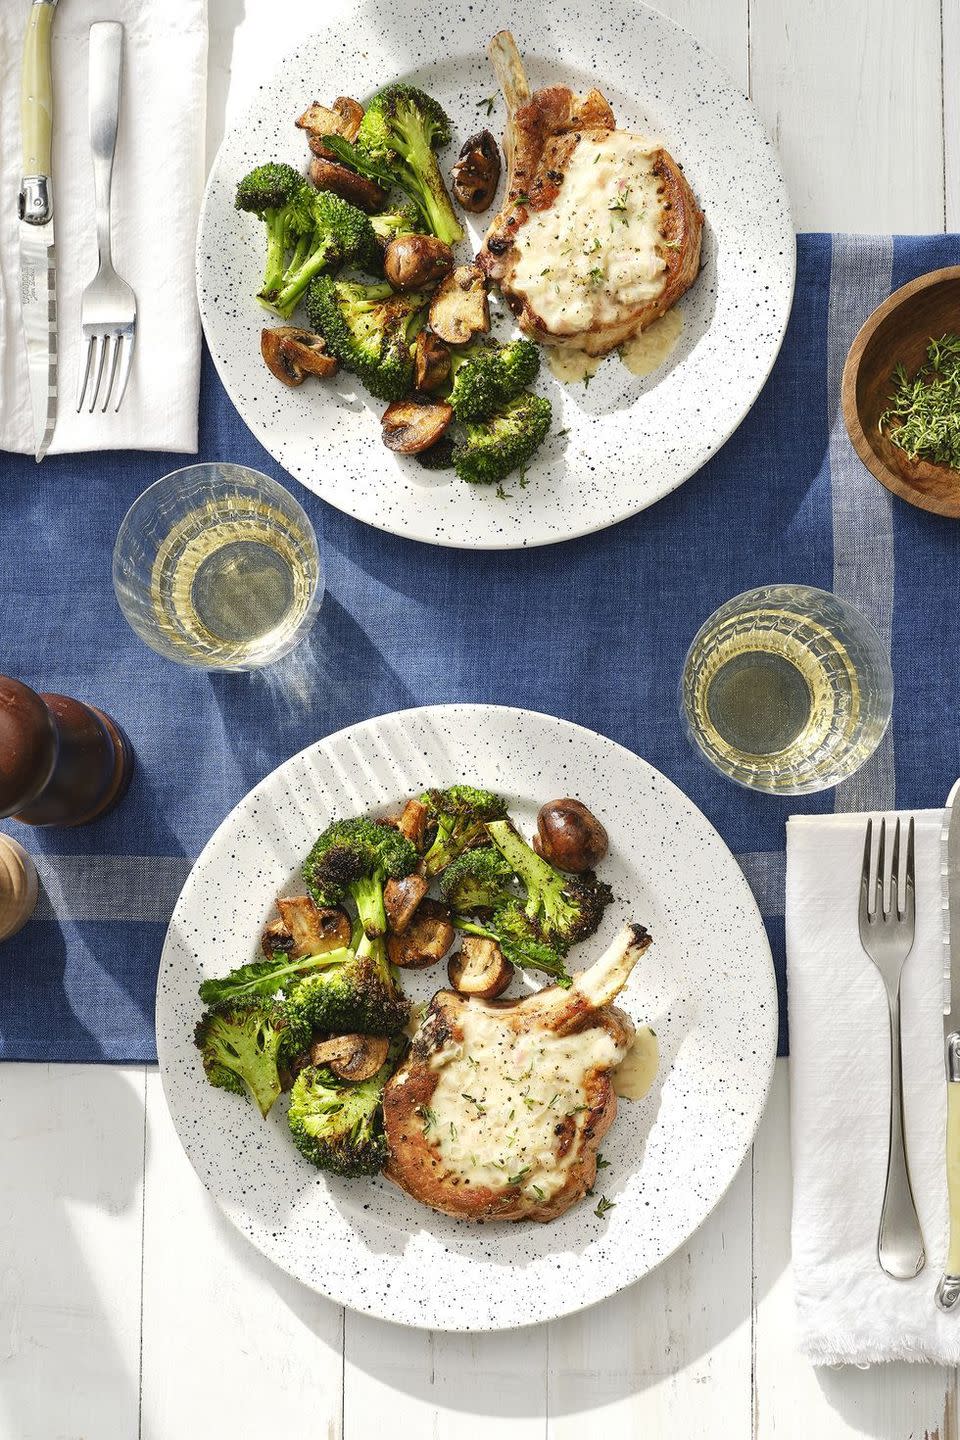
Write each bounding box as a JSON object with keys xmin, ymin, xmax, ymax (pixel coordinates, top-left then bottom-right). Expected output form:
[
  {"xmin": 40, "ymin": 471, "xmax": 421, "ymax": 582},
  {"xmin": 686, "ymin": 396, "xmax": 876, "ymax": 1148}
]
[
  {"xmin": 157, "ymin": 705, "xmax": 777, "ymax": 1330},
  {"xmin": 197, "ymin": 0, "xmax": 793, "ymax": 549}
]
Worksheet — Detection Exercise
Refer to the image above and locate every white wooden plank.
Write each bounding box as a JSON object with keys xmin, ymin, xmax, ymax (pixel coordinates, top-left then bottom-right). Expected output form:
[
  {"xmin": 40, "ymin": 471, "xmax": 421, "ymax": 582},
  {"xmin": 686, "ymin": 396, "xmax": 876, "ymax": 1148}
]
[
  {"xmin": 546, "ymin": 1154, "xmax": 753, "ymax": 1438},
  {"xmin": 749, "ymin": 0, "xmax": 944, "ymax": 232},
  {"xmin": 344, "ymin": 1312, "xmax": 547, "ymax": 1440},
  {"xmin": 651, "ymin": 0, "xmax": 749, "ymax": 93},
  {"xmin": 0, "ymin": 1062, "xmax": 145, "ymax": 1440},
  {"xmin": 140, "ymin": 1068, "xmax": 344, "ymax": 1440},
  {"xmin": 944, "ymin": 0, "xmax": 960, "ymax": 230},
  {"xmin": 752, "ymin": 1060, "xmax": 957, "ymax": 1438}
]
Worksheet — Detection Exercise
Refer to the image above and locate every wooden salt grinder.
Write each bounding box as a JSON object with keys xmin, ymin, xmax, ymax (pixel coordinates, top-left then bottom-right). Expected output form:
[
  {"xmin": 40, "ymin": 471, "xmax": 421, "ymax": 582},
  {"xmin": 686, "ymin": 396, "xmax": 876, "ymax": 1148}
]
[{"xmin": 0, "ymin": 676, "xmax": 134, "ymax": 827}]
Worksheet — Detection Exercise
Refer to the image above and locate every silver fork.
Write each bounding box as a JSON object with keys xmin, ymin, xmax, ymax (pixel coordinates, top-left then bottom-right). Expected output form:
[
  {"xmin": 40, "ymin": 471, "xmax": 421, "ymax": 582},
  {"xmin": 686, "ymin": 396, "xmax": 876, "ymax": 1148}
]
[
  {"xmin": 859, "ymin": 815, "xmax": 926, "ymax": 1279},
  {"xmin": 77, "ymin": 22, "xmax": 136, "ymax": 414}
]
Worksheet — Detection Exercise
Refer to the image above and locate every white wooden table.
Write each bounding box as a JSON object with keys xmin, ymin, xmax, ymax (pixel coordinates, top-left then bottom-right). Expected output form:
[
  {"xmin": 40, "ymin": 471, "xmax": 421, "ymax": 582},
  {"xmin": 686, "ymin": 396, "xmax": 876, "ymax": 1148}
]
[{"xmin": 2, "ymin": 3, "xmax": 959, "ymax": 1436}]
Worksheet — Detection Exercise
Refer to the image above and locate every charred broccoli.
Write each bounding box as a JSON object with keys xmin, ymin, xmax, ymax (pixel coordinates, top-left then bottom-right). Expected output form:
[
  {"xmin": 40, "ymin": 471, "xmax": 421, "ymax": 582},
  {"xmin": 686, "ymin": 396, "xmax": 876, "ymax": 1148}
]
[
  {"xmin": 486, "ymin": 819, "xmax": 612, "ymax": 950},
  {"xmin": 369, "ymin": 202, "xmax": 422, "ymax": 246},
  {"xmin": 438, "ymin": 846, "xmax": 517, "ymax": 913},
  {"xmin": 265, "ymin": 191, "xmax": 374, "ymax": 317},
  {"xmin": 288, "ymin": 1039, "xmax": 403, "ymax": 1176},
  {"xmin": 337, "ymin": 84, "xmax": 463, "ymax": 247},
  {"xmin": 303, "ymin": 816, "xmax": 418, "ymax": 938},
  {"xmin": 283, "ymin": 948, "xmax": 410, "ymax": 1037},
  {"xmin": 447, "ymin": 338, "xmax": 541, "ymax": 422},
  {"xmin": 198, "ymin": 945, "xmax": 354, "ymax": 1008},
  {"xmin": 306, "ymin": 276, "xmax": 430, "ymax": 400},
  {"xmin": 456, "ymin": 902, "xmax": 572, "ymax": 986},
  {"xmin": 452, "ymin": 392, "xmax": 552, "ymax": 485},
  {"xmin": 194, "ymin": 998, "xmax": 309, "ymax": 1117},
  {"xmin": 419, "ymin": 784, "xmax": 508, "ymax": 878},
  {"xmin": 235, "ymin": 162, "xmax": 314, "ymax": 303}
]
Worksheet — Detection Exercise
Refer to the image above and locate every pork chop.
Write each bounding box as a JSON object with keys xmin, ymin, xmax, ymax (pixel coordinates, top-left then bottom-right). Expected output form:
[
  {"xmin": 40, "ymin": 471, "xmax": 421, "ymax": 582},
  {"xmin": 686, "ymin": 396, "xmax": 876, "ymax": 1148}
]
[
  {"xmin": 382, "ymin": 923, "xmax": 651, "ymax": 1222},
  {"xmin": 478, "ymin": 33, "xmax": 703, "ymax": 356}
]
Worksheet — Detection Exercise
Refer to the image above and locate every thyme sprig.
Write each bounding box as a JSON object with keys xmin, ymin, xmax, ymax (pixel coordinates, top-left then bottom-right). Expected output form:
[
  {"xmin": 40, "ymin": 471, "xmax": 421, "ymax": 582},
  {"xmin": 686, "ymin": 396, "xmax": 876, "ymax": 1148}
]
[{"xmin": 878, "ymin": 333, "xmax": 960, "ymax": 471}]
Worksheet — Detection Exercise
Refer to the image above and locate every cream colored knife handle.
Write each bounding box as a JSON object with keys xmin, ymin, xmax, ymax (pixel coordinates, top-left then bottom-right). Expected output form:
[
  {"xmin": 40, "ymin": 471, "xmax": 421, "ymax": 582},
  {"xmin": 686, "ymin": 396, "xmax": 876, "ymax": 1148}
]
[
  {"xmin": 936, "ymin": 1039, "xmax": 960, "ymax": 1310},
  {"xmin": 20, "ymin": 0, "xmax": 58, "ymax": 209}
]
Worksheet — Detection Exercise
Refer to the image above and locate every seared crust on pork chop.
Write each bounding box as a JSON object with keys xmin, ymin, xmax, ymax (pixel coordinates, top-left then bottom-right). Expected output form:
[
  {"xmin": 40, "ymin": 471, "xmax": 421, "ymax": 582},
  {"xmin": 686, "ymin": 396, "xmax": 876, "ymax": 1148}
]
[
  {"xmin": 383, "ymin": 924, "xmax": 651, "ymax": 1222},
  {"xmin": 479, "ymin": 34, "xmax": 703, "ymax": 356}
]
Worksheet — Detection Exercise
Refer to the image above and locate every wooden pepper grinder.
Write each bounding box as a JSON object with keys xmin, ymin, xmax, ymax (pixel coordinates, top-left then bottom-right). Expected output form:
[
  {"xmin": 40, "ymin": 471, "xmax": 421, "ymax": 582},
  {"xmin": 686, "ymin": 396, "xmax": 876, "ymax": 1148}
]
[
  {"xmin": 0, "ymin": 835, "xmax": 38, "ymax": 939},
  {"xmin": 0, "ymin": 676, "xmax": 134, "ymax": 826}
]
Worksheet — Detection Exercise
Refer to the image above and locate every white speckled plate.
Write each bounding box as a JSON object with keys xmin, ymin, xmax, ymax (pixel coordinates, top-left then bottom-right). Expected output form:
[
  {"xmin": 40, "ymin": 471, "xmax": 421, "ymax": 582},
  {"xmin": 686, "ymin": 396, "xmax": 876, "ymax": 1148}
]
[
  {"xmin": 197, "ymin": 1, "xmax": 793, "ymax": 549},
  {"xmin": 157, "ymin": 705, "xmax": 777, "ymax": 1330}
]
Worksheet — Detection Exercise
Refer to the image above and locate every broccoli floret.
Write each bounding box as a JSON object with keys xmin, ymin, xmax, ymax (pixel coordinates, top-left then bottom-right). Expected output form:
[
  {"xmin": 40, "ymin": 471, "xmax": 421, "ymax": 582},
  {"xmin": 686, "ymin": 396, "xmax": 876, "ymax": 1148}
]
[
  {"xmin": 306, "ymin": 276, "xmax": 430, "ymax": 400},
  {"xmin": 288, "ymin": 1039, "xmax": 403, "ymax": 1176},
  {"xmin": 195, "ymin": 998, "xmax": 309, "ymax": 1117},
  {"xmin": 486, "ymin": 819, "xmax": 612, "ymax": 950},
  {"xmin": 447, "ymin": 339, "xmax": 541, "ymax": 422},
  {"xmin": 452, "ymin": 392, "xmax": 552, "ymax": 485},
  {"xmin": 198, "ymin": 945, "xmax": 354, "ymax": 1008},
  {"xmin": 235, "ymin": 162, "xmax": 313, "ymax": 304},
  {"xmin": 418, "ymin": 784, "xmax": 508, "ymax": 878},
  {"xmin": 370, "ymin": 203, "xmax": 422, "ymax": 246},
  {"xmin": 456, "ymin": 903, "xmax": 572, "ymax": 986},
  {"xmin": 438, "ymin": 846, "xmax": 516, "ymax": 913},
  {"xmin": 265, "ymin": 191, "xmax": 375, "ymax": 317},
  {"xmin": 303, "ymin": 816, "xmax": 418, "ymax": 939},
  {"xmin": 352, "ymin": 84, "xmax": 463, "ymax": 246},
  {"xmin": 284, "ymin": 949, "xmax": 410, "ymax": 1037}
]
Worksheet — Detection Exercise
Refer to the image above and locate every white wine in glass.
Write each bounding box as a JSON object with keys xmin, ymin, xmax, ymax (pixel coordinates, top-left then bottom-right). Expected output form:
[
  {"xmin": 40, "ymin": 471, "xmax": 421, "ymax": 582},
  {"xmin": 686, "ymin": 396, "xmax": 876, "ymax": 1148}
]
[
  {"xmin": 680, "ymin": 585, "xmax": 893, "ymax": 795},
  {"xmin": 114, "ymin": 465, "xmax": 322, "ymax": 671}
]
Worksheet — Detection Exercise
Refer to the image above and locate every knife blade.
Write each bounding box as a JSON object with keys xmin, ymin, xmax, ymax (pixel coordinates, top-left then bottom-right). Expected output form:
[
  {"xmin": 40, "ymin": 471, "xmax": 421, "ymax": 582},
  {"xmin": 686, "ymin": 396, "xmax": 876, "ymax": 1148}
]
[
  {"xmin": 18, "ymin": 0, "xmax": 59, "ymax": 462},
  {"xmin": 935, "ymin": 777, "xmax": 960, "ymax": 1310}
]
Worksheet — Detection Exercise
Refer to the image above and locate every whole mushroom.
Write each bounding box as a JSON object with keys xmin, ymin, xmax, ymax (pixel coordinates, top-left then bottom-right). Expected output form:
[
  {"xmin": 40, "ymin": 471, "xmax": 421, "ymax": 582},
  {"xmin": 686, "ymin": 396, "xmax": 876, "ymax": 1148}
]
[{"xmin": 533, "ymin": 799, "xmax": 608, "ymax": 873}]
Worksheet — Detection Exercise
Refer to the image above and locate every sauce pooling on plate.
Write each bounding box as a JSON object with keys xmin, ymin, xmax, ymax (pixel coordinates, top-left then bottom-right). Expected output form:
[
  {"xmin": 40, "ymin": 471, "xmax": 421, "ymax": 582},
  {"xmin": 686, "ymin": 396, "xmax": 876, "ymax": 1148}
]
[{"xmin": 613, "ymin": 1025, "xmax": 659, "ymax": 1100}]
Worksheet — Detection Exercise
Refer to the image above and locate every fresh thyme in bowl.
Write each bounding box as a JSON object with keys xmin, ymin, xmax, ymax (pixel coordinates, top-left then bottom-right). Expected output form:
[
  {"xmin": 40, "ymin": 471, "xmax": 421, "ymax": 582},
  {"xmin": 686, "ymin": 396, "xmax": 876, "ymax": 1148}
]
[{"xmin": 878, "ymin": 333, "xmax": 960, "ymax": 470}]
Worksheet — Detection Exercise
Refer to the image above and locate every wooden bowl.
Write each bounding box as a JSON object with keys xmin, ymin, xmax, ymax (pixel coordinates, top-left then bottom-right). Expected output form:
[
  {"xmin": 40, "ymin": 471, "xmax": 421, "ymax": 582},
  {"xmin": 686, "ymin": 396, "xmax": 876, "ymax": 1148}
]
[{"xmin": 842, "ymin": 266, "xmax": 960, "ymax": 518}]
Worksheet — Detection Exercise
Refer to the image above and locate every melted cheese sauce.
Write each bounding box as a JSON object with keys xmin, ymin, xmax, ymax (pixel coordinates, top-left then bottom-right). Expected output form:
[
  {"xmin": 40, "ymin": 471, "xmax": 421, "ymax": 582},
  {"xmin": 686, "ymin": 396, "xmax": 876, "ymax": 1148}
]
[
  {"xmin": 613, "ymin": 1025, "xmax": 659, "ymax": 1100},
  {"xmin": 509, "ymin": 132, "xmax": 668, "ymax": 338},
  {"xmin": 619, "ymin": 307, "xmax": 684, "ymax": 376},
  {"xmin": 426, "ymin": 1002, "xmax": 627, "ymax": 1202},
  {"xmin": 546, "ymin": 347, "xmax": 603, "ymax": 383}
]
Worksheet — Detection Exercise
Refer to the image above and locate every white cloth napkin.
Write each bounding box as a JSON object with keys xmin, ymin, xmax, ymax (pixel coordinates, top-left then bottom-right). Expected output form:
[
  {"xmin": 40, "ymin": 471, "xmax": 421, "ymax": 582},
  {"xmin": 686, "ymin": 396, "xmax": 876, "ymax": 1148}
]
[
  {"xmin": 0, "ymin": 0, "xmax": 207, "ymax": 455},
  {"xmin": 786, "ymin": 809, "xmax": 960, "ymax": 1365}
]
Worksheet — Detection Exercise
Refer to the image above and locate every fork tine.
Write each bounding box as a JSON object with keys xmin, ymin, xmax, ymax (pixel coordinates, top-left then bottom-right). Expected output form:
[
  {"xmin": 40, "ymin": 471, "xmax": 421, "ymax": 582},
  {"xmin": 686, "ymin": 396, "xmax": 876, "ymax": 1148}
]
[
  {"xmin": 904, "ymin": 816, "xmax": 916, "ymax": 928},
  {"xmin": 101, "ymin": 336, "xmax": 122, "ymax": 413},
  {"xmin": 875, "ymin": 817, "xmax": 887, "ymax": 919},
  {"xmin": 112, "ymin": 333, "xmax": 134, "ymax": 412},
  {"xmin": 859, "ymin": 817, "xmax": 874, "ymax": 926},
  {"xmin": 88, "ymin": 335, "xmax": 110, "ymax": 414},
  {"xmin": 890, "ymin": 817, "xmax": 901, "ymax": 919},
  {"xmin": 76, "ymin": 335, "xmax": 95, "ymax": 412}
]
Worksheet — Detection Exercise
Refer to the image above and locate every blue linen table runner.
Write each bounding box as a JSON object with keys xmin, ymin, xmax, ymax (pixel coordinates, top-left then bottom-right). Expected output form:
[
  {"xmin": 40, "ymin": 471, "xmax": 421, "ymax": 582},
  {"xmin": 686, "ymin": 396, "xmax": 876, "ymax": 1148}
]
[{"xmin": 2, "ymin": 233, "xmax": 959, "ymax": 1063}]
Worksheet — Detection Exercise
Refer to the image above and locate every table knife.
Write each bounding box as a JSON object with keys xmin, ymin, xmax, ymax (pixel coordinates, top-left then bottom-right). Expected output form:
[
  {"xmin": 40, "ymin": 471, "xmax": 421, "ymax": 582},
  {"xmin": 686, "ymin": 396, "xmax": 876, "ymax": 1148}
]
[
  {"xmin": 936, "ymin": 778, "xmax": 960, "ymax": 1310},
  {"xmin": 18, "ymin": 0, "xmax": 59, "ymax": 462}
]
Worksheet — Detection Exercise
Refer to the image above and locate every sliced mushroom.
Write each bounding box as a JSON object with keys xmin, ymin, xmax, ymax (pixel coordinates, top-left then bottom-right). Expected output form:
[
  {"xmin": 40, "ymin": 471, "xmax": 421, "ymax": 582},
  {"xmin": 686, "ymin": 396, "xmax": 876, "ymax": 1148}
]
[
  {"xmin": 533, "ymin": 799, "xmax": 609, "ymax": 873},
  {"xmin": 383, "ymin": 235, "xmax": 454, "ymax": 292},
  {"xmin": 384, "ymin": 873, "xmax": 430, "ymax": 934},
  {"xmin": 413, "ymin": 330, "xmax": 452, "ymax": 393},
  {"xmin": 428, "ymin": 265, "xmax": 490, "ymax": 345},
  {"xmin": 309, "ymin": 1034, "xmax": 390, "ymax": 1082},
  {"xmin": 381, "ymin": 399, "xmax": 454, "ymax": 455},
  {"xmin": 448, "ymin": 936, "xmax": 514, "ymax": 998},
  {"xmin": 296, "ymin": 96, "xmax": 363, "ymax": 143},
  {"xmin": 261, "ymin": 916, "xmax": 295, "ymax": 958},
  {"xmin": 387, "ymin": 899, "xmax": 455, "ymax": 968},
  {"xmin": 396, "ymin": 797, "xmax": 430, "ymax": 847},
  {"xmin": 261, "ymin": 328, "xmax": 338, "ymax": 386},
  {"xmin": 308, "ymin": 155, "xmax": 387, "ymax": 212},
  {"xmin": 276, "ymin": 896, "xmax": 352, "ymax": 958},
  {"xmin": 451, "ymin": 130, "xmax": 502, "ymax": 213}
]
